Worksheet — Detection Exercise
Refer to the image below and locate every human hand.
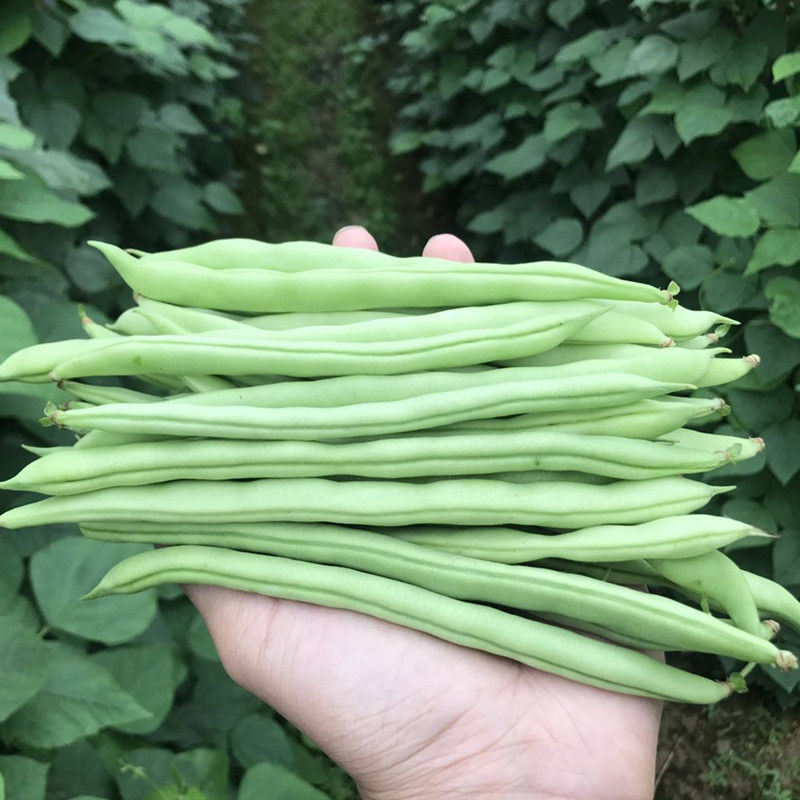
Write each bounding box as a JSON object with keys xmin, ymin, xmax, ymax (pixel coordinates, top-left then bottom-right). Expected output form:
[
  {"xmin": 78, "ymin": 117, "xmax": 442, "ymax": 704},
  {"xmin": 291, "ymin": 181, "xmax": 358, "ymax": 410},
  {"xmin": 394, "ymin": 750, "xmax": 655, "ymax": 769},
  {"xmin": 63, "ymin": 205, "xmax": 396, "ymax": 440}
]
[{"xmin": 185, "ymin": 226, "xmax": 662, "ymax": 800}]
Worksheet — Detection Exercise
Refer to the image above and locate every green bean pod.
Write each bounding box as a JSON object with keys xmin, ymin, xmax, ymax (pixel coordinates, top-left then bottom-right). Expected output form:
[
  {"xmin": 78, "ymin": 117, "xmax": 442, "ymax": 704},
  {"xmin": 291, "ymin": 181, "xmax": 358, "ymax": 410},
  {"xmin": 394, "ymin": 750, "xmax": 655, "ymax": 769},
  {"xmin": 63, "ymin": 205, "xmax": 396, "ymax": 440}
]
[
  {"xmin": 0, "ymin": 430, "xmax": 740, "ymax": 496},
  {"xmin": 502, "ymin": 344, "xmax": 756, "ymax": 388},
  {"xmin": 60, "ymin": 381, "xmax": 160, "ymax": 406},
  {"xmin": 47, "ymin": 374, "xmax": 693, "ymax": 441},
  {"xmin": 79, "ymin": 521, "xmax": 787, "ymax": 666},
  {"xmin": 595, "ymin": 300, "xmax": 736, "ymax": 339},
  {"xmin": 109, "ymin": 308, "xmax": 160, "ymax": 336},
  {"xmin": 647, "ymin": 551, "xmax": 763, "ymax": 638},
  {"xmin": 73, "ymin": 430, "xmax": 174, "ymax": 450},
  {"xmin": 677, "ymin": 334, "xmax": 718, "ymax": 350},
  {"xmin": 0, "ymin": 475, "xmax": 733, "ymax": 530},
  {"xmin": 47, "ymin": 307, "xmax": 605, "ymax": 380},
  {"xmin": 91, "ymin": 242, "xmax": 671, "ymax": 311},
  {"xmin": 0, "ymin": 339, "xmax": 114, "ymax": 383},
  {"xmin": 447, "ymin": 397, "xmax": 726, "ymax": 440},
  {"xmin": 742, "ymin": 571, "xmax": 800, "ymax": 635},
  {"xmin": 150, "ymin": 350, "xmax": 719, "ymax": 412},
  {"xmin": 392, "ymin": 515, "xmax": 771, "ymax": 563},
  {"xmin": 658, "ymin": 428, "xmax": 765, "ymax": 460},
  {"xmin": 83, "ymin": 544, "xmax": 735, "ymax": 704}
]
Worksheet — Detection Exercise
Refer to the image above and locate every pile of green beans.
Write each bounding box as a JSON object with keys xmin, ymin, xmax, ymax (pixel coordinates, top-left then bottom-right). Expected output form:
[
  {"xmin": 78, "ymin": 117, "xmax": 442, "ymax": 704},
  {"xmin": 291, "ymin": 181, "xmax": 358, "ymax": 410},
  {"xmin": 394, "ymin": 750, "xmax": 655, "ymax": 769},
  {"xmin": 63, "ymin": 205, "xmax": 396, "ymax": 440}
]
[{"xmin": 1, "ymin": 236, "xmax": 797, "ymax": 706}]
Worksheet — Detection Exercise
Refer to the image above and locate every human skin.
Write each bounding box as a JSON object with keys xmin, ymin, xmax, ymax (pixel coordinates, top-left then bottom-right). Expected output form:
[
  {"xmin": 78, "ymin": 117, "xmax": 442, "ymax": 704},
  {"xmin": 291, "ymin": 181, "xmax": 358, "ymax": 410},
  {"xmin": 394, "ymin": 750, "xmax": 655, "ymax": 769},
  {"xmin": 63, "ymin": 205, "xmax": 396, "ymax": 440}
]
[{"xmin": 185, "ymin": 225, "xmax": 662, "ymax": 800}]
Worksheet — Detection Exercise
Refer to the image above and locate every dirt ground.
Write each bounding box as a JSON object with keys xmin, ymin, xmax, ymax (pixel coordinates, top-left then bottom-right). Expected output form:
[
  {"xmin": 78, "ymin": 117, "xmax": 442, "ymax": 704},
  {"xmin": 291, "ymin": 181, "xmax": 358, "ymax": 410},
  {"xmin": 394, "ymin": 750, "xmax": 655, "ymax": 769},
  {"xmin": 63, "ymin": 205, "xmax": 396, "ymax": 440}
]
[{"xmin": 656, "ymin": 691, "xmax": 800, "ymax": 800}]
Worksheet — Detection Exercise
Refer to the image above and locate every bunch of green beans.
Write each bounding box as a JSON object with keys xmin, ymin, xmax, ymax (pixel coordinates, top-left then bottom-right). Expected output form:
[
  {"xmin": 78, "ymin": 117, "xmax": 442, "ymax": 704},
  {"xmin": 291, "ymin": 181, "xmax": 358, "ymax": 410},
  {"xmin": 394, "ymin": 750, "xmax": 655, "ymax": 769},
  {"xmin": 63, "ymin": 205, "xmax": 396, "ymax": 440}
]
[{"xmin": 1, "ymin": 236, "xmax": 797, "ymax": 706}]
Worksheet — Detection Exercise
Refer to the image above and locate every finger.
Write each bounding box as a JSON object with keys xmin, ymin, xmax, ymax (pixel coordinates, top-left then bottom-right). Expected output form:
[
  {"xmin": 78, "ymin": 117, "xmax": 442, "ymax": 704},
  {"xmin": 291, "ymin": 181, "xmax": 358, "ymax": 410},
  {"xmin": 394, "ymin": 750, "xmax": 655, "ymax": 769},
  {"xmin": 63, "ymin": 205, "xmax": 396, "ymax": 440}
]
[
  {"xmin": 422, "ymin": 233, "xmax": 474, "ymax": 262},
  {"xmin": 332, "ymin": 225, "xmax": 379, "ymax": 251}
]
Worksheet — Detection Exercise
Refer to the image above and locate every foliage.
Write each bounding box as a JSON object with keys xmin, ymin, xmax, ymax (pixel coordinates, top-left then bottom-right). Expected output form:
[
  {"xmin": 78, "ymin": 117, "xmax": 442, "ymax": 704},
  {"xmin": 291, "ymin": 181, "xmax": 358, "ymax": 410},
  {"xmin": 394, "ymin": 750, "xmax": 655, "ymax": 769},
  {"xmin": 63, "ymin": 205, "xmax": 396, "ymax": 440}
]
[
  {"xmin": 381, "ymin": 0, "xmax": 800, "ymax": 699},
  {"xmin": 0, "ymin": 2, "xmax": 356, "ymax": 798}
]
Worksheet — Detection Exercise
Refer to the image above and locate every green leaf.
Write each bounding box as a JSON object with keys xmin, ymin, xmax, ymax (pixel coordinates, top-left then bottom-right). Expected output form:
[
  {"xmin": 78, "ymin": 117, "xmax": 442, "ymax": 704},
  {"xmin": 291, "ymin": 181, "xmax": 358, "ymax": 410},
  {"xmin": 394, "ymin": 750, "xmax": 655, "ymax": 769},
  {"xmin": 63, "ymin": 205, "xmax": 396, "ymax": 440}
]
[
  {"xmin": 0, "ymin": 122, "xmax": 35, "ymax": 149},
  {"xmin": 547, "ymin": 0, "xmax": 585, "ymax": 29},
  {"xmin": 573, "ymin": 227, "xmax": 648, "ymax": 277},
  {"xmin": 9, "ymin": 150, "xmax": 110, "ymax": 196},
  {"xmin": 686, "ymin": 195, "xmax": 760, "ymax": 238},
  {"xmin": 773, "ymin": 51, "xmax": 800, "ymax": 81},
  {"xmin": 726, "ymin": 386, "xmax": 794, "ymax": 431},
  {"xmin": 555, "ymin": 31, "xmax": 610, "ymax": 65},
  {"xmin": 534, "ymin": 217, "xmax": 583, "ymax": 256},
  {"xmin": 115, "ymin": 748, "xmax": 227, "ymax": 800},
  {"xmin": 47, "ymin": 740, "xmax": 115, "ymax": 800},
  {"xmin": 232, "ymin": 713, "xmax": 295, "ymax": 770},
  {"xmin": 238, "ymin": 763, "xmax": 331, "ymax": 800},
  {"xmin": 92, "ymin": 646, "xmax": 177, "ymax": 734},
  {"xmin": 606, "ymin": 117, "xmax": 655, "ymax": 170},
  {"xmin": 661, "ymin": 9, "xmax": 719, "ymax": 40},
  {"xmin": 0, "ymin": 756, "xmax": 47, "ymax": 800},
  {"xmin": 772, "ymin": 527, "xmax": 800, "ymax": 588},
  {"xmin": 543, "ymin": 101, "xmax": 602, "ymax": 143},
  {"xmin": 746, "ymin": 228, "xmax": 800, "ymax": 274},
  {"xmin": 80, "ymin": 114, "xmax": 126, "ymax": 164},
  {"xmin": 744, "ymin": 318, "xmax": 800, "ymax": 383},
  {"xmin": 765, "ymin": 277, "xmax": 800, "ymax": 337},
  {"xmin": 591, "ymin": 38, "xmax": 635, "ymax": 86},
  {"xmin": 746, "ymin": 174, "xmax": 800, "ymax": 227},
  {"xmin": 66, "ymin": 244, "xmax": 118, "ymax": 294},
  {"xmin": 26, "ymin": 100, "xmax": 82, "ymax": 150},
  {"xmin": 0, "ymin": 540, "xmax": 23, "ymax": 611},
  {"xmin": 661, "ymin": 244, "xmax": 714, "ymax": 290},
  {"xmin": 69, "ymin": 8, "xmax": 131, "ymax": 45},
  {"xmin": 484, "ymin": 133, "xmax": 547, "ymax": 179},
  {"xmin": 0, "ymin": 158, "xmax": 23, "ymax": 180},
  {"xmin": 0, "ymin": 0, "xmax": 32, "ymax": 56},
  {"xmin": 4, "ymin": 643, "xmax": 149, "ymax": 748},
  {"xmin": 151, "ymin": 180, "xmax": 215, "ymax": 231},
  {"xmin": 92, "ymin": 91, "xmax": 149, "ymax": 132},
  {"xmin": 467, "ymin": 207, "xmax": 505, "ymax": 234},
  {"xmin": 114, "ymin": 0, "xmax": 174, "ymax": 28},
  {"xmin": 0, "ymin": 172, "xmax": 93, "ymax": 226},
  {"xmin": 0, "ymin": 615, "xmax": 48, "ymax": 723},
  {"xmin": 31, "ymin": 537, "xmax": 157, "ymax": 644},
  {"xmin": 721, "ymin": 499, "xmax": 777, "ymax": 535},
  {"xmin": 570, "ymin": 180, "xmax": 610, "ymax": 218},
  {"xmin": 710, "ymin": 39, "xmax": 768, "ymax": 91},
  {"xmin": 186, "ymin": 612, "xmax": 218, "ymax": 661},
  {"xmin": 763, "ymin": 421, "xmax": 800, "ymax": 484},
  {"xmin": 764, "ymin": 96, "xmax": 800, "ymax": 128},
  {"xmin": 732, "ymin": 129, "xmax": 795, "ymax": 181},
  {"xmin": 203, "ymin": 182, "xmax": 243, "ymax": 215},
  {"xmin": 158, "ymin": 103, "xmax": 205, "ymax": 135},
  {"xmin": 676, "ymin": 31, "xmax": 735, "ymax": 81},
  {"xmin": 635, "ymin": 167, "xmax": 678, "ymax": 206},
  {"xmin": 675, "ymin": 104, "xmax": 732, "ymax": 145},
  {"xmin": 126, "ymin": 128, "xmax": 180, "ymax": 171},
  {"xmin": 627, "ymin": 35, "xmax": 678, "ymax": 76},
  {"xmin": 700, "ymin": 269, "xmax": 759, "ymax": 315},
  {"xmin": 0, "ymin": 228, "xmax": 35, "ymax": 262},
  {"xmin": 32, "ymin": 9, "xmax": 70, "ymax": 57}
]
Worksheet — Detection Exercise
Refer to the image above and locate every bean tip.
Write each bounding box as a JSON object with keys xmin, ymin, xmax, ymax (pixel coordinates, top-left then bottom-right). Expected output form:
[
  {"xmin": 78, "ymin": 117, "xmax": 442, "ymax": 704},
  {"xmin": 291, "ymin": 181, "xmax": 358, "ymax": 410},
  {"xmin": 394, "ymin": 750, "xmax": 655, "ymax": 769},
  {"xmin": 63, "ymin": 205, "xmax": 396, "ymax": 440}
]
[
  {"xmin": 725, "ymin": 672, "xmax": 748, "ymax": 694},
  {"xmin": 744, "ymin": 353, "xmax": 760, "ymax": 369},
  {"xmin": 765, "ymin": 619, "xmax": 781, "ymax": 638},
  {"xmin": 776, "ymin": 650, "xmax": 798, "ymax": 672},
  {"xmin": 660, "ymin": 337, "xmax": 675, "ymax": 348},
  {"xmin": 750, "ymin": 436, "xmax": 766, "ymax": 452}
]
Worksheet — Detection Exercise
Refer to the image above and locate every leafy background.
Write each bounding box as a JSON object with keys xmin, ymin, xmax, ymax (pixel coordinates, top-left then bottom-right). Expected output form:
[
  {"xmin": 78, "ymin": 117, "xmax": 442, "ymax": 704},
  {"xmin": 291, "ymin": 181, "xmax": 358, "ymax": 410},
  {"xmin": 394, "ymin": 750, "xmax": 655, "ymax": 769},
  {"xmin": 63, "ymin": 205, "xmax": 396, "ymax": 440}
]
[{"xmin": 2, "ymin": 0, "xmax": 800, "ymax": 798}]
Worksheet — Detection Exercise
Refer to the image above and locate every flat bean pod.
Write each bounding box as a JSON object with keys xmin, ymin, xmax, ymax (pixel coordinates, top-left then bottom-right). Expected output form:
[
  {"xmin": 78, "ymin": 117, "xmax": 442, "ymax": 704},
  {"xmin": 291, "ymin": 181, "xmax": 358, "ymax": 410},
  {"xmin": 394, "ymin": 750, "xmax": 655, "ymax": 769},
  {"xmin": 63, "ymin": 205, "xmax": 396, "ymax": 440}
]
[
  {"xmin": 91, "ymin": 243, "xmax": 671, "ymax": 311},
  {"xmin": 48, "ymin": 309, "xmax": 603, "ymax": 380},
  {"xmin": 393, "ymin": 515, "xmax": 770, "ymax": 563},
  {"xmin": 83, "ymin": 544, "xmax": 732, "ymax": 704},
  {"xmin": 79, "ymin": 521, "xmax": 785, "ymax": 664},
  {"xmin": 1, "ymin": 430, "xmax": 738, "ymax": 495},
  {"xmin": 0, "ymin": 475, "xmax": 732, "ymax": 529},
  {"xmin": 659, "ymin": 428, "xmax": 765, "ymax": 460},
  {"xmin": 60, "ymin": 381, "xmax": 160, "ymax": 406},
  {"xmin": 647, "ymin": 551, "xmax": 763, "ymax": 637},
  {"xmin": 48, "ymin": 374, "xmax": 692, "ymax": 440}
]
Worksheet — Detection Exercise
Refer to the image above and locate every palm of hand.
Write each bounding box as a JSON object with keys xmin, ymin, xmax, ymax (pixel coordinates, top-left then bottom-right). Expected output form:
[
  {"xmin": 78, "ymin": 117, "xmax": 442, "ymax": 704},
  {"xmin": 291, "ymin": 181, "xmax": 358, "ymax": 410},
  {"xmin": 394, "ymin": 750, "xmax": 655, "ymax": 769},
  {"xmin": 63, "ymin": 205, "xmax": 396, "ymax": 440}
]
[{"xmin": 186, "ymin": 228, "xmax": 662, "ymax": 800}]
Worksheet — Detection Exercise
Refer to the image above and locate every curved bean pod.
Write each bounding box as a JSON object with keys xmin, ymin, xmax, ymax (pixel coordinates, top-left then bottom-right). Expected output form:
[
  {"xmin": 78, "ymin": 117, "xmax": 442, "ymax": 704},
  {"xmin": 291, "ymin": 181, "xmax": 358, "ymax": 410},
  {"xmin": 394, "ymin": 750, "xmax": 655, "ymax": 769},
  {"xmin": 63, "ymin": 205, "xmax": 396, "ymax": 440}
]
[
  {"xmin": 742, "ymin": 571, "xmax": 800, "ymax": 635},
  {"xmin": 658, "ymin": 428, "xmax": 765, "ymax": 461},
  {"xmin": 47, "ymin": 375, "xmax": 693, "ymax": 440},
  {"xmin": 83, "ymin": 544, "xmax": 732, "ymax": 704},
  {"xmin": 0, "ymin": 476, "xmax": 733, "ymax": 530},
  {"xmin": 91, "ymin": 242, "xmax": 671, "ymax": 311},
  {"xmin": 79, "ymin": 521, "xmax": 785, "ymax": 665},
  {"xmin": 647, "ymin": 551, "xmax": 763, "ymax": 638},
  {"xmin": 0, "ymin": 430, "xmax": 738, "ymax": 495},
  {"xmin": 393, "ymin": 515, "xmax": 771, "ymax": 563},
  {"xmin": 48, "ymin": 309, "xmax": 604, "ymax": 380}
]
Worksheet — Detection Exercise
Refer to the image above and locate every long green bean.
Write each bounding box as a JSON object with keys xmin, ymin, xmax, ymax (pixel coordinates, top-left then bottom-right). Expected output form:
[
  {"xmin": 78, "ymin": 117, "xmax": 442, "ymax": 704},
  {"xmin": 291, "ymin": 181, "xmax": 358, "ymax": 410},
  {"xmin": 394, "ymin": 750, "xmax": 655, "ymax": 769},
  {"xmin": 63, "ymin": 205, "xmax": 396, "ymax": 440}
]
[
  {"xmin": 0, "ymin": 476, "xmax": 733, "ymax": 529},
  {"xmin": 79, "ymin": 521, "xmax": 786, "ymax": 665},
  {"xmin": 83, "ymin": 544, "xmax": 735, "ymax": 704}
]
